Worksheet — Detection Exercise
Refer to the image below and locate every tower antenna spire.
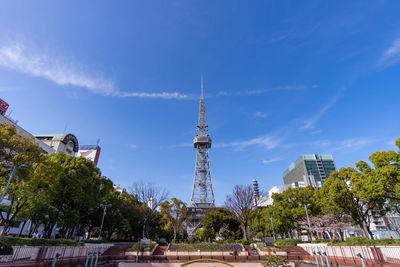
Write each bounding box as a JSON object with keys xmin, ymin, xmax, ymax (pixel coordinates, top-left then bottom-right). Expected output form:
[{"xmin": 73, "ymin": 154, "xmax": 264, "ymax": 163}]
[{"xmin": 201, "ymin": 73, "xmax": 204, "ymax": 99}]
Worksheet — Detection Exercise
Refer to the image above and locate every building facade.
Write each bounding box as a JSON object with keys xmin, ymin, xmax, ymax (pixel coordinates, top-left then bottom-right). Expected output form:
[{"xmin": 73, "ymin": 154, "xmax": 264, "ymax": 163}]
[
  {"xmin": 283, "ymin": 154, "xmax": 336, "ymax": 188},
  {"xmin": 35, "ymin": 134, "xmax": 79, "ymax": 156}
]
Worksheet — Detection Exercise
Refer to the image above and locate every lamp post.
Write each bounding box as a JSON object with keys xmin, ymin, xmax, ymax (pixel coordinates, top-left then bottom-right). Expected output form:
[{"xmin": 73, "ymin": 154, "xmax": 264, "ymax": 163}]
[
  {"xmin": 0, "ymin": 164, "xmax": 27, "ymax": 203},
  {"xmin": 303, "ymin": 203, "xmax": 314, "ymax": 240},
  {"xmin": 390, "ymin": 161, "xmax": 400, "ymax": 166},
  {"xmin": 98, "ymin": 203, "xmax": 112, "ymax": 240},
  {"xmin": 270, "ymin": 217, "xmax": 276, "ymax": 240}
]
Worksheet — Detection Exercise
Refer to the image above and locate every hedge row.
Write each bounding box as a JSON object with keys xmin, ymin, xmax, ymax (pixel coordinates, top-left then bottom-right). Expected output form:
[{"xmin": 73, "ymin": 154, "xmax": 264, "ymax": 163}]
[
  {"xmin": 0, "ymin": 237, "xmax": 83, "ymax": 247},
  {"xmin": 274, "ymin": 237, "xmax": 400, "ymax": 247}
]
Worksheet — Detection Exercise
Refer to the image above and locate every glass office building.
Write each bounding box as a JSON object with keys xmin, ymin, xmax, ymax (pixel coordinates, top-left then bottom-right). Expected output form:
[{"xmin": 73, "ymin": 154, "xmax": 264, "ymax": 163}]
[{"xmin": 283, "ymin": 154, "xmax": 336, "ymax": 188}]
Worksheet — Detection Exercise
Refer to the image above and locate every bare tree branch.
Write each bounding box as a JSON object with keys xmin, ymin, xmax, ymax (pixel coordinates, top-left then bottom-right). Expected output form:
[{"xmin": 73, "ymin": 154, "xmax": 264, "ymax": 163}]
[
  {"xmin": 129, "ymin": 180, "xmax": 168, "ymax": 211},
  {"xmin": 224, "ymin": 184, "xmax": 254, "ymax": 240}
]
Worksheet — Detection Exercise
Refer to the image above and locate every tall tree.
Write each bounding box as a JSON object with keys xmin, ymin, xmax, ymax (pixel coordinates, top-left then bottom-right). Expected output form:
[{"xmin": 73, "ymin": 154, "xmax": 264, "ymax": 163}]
[
  {"xmin": 130, "ymin": 180, "xmax": 168, "ymax": 238},
  {"xmin": 225, "ymin": 184, "xmax": 255, "ymax": 240},
  {"xmin": 202, "ymin": 208, "xmax": 241, "ymax": 240},
  {"xmin": 23, "ymin": 152, "xmax": 104, "ymax": 237},
  {"xmin": 318, "ymin": 167, "xmax": 386, "ymax": 239},
  {"xmin": 160, "ymin": 198, "xmax": 188, "ymax": 241},
  {"xmin": 0, "ymin": 124, "xmax": 42, "ymax": 235}
]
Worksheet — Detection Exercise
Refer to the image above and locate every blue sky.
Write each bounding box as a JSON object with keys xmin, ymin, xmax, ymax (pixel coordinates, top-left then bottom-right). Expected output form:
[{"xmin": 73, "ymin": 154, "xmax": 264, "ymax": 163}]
[{"xmin": 1, "ymin": 1, "xmax": 400, "ymax": 205}]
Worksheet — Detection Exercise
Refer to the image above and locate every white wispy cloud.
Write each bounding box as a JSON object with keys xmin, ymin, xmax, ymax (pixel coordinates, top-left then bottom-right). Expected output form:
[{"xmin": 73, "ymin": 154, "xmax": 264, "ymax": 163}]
[
  {"xmin": 378, "ymin": 38, "xmax": 400, "ymax": 68},
  {"xmin": 215, "ymin": 134, "xmax": 283, "ymax": 150},
  {"xmin": 237, "ymin": 85, "xmax": 312, "ymax": 96},
  {"xmin": 0, "ymin": 43, "xmax": 188, "ymax": 100},
  {"xmin": 262, "ymin": 157, "xmax": 283, "ymax": 164},
  {"xmin": 253, "ymin": 111, "xmax": 269, "ymax": 119},
  {"xmin": 311, "ymin": 129, "xmax": 322, "ymax": 135},
  {"xmin": 128, "ymin": 144, "xmax": 138, "ymax": 149},
  {"xmin": 299, "ymin": 88, "xmax": 344, "ymax": 130},
  {"xmin": 332, "ymin": 137, "xmax": 375, "ymax": 152}
]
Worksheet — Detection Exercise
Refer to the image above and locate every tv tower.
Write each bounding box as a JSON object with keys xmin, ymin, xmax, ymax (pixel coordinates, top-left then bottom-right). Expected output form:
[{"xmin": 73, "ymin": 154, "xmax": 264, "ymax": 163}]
[{"xmin": 190, "ymin": 75, "xmax": 215, "ymax": 207}]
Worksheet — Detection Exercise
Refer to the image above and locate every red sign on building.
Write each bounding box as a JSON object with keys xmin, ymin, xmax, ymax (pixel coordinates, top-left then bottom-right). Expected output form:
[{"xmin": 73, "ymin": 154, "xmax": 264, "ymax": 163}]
[{"xmin": 0, "ymin": 98, "xmax": 9, "ymax": 115}]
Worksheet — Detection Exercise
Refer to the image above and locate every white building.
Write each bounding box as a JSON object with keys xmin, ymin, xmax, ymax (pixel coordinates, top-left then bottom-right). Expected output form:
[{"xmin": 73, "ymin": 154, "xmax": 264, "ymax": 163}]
[{"xmin": 0, "ymin": 104, "xmax": 80, "ymax": 237}]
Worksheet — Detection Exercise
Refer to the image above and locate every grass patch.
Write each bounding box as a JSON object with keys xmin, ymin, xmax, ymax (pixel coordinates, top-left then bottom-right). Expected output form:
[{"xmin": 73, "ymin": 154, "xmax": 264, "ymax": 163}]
[
  {"xmin": 128, "ymin": 241, "xmax": 157, "ymax": 252},
  {"xmin": 256, "ymin": 242, "xmax": 283, "ymax": 252}
]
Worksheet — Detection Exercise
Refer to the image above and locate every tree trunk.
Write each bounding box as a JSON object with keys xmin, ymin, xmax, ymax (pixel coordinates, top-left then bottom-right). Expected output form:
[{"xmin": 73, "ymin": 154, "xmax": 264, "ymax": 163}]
[
  {"xmin": 173, "ymin": 228, "xmax": 177, "ymax": 242},
  {"xmin": 242, "ymin": 224, "xmax": 248, "ymax": 240},
  {"xmin": 18, "ymin": 220, "xmax": 27, "ymax": 237}
]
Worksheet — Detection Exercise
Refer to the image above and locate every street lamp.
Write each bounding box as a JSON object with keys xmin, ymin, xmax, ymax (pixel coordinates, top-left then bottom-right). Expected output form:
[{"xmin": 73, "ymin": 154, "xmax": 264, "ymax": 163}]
[
  {"xmin": 0, "ymin": 164, "xmax": 27, "ymax": 203},
  {"xmin": 270, "ymin": 217, "xmax": 276, "ymax": 240},
  {"xmin": 302, "ymin": 203, "xmax": 314, "ymax": 240},
  {"xmin": 390, "ymin": 161, "xmax": 400, "ymax": 166},
  {"xmin": 98, "ymin": 203, "xmax": 112, "ymax": 240}
]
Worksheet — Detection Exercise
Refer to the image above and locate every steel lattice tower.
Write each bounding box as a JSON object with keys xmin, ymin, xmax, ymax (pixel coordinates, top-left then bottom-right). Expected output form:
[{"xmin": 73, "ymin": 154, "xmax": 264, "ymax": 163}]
[{"xmin": 190, "ymin": 76, "xmax": 215, "ymax": 208}]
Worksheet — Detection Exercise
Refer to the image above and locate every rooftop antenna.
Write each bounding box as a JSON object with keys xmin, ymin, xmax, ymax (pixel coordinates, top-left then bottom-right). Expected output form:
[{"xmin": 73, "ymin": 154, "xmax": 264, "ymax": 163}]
[
  {"xmin": 201, "ymin": 73, "xmax": 204, "ymax": 99},
  {"xmin": 63, "ymin": 123, "xmax": 68, "ymax": 134}
]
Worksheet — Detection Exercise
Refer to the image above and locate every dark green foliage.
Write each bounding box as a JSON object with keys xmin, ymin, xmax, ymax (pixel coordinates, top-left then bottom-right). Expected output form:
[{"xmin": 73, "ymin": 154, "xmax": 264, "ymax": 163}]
[
  {"xmin": 329, "ymin": 237, "xmax": 400, "ymax": 246},
  {"xmin": 197, "ymin": 208, "xmax": 241, "ymax": 241},
  {"xmin": 0, "ymin": 237, "xmax": 82, "ymax": 247},
  {"xmin": 0, "ymin": 240, "xmax": 13, "ymax": 255}
]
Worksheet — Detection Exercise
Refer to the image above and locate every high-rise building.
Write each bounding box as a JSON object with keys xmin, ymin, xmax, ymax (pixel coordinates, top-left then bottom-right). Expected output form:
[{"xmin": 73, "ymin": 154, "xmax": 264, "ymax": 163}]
[{"xmin": 283, "ymin": 154, "xmax": 336, "ymax": 188}]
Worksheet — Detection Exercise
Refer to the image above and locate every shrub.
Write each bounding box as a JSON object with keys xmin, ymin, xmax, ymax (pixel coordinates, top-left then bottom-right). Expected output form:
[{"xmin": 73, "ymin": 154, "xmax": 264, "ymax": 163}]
[
  {"xmin": 128, "ymin": 241, "xmax": 157, "ymax": 252},
  {"xmin": 274, "ymin": 239, "xmax": 302, "ymax": 246},
  {"xmin": 328, "ymin": 237, "xmax": 400, "ymax": 246},
  {"xmin": 310, "ymin": 239, "xmax": 331, "ymax": 244},
  {"xmin": 262, "ymin": 256, "xmax": 290, "ymax": 267},
  {"xmin": 0, "ymin": 240, "xmax": 13, "ymax": 255}
]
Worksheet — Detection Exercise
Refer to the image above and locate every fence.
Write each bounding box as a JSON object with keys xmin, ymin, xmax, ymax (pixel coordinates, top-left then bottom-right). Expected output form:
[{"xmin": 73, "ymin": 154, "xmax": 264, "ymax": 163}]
[
  {"xmin": 298, "ymin": 244, "xmax": 400, "ymax": 266},
  {"xmin": 0, "ymin": 243, "xmax": 114, "ymax": 266}
]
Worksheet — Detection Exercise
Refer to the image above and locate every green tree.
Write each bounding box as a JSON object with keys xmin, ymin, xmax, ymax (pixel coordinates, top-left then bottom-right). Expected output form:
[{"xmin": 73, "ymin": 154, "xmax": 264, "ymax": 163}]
[
  {"xmin": 0, "ymin": 124, "xmax": 42, "ymax": 235},
  {"xmin": 318, "ymin": 167, "xmax": 386, "ymax": 239},
  {"xmin": 202, "ymin": 208, "xmax": 241, "ymax": 240},
  {"xmin": 23, "ymin": 152, "xmax": 104, "ymax": 237},
  {"xmin": 269, "ymin": 186, "xmax": 317, "ymax": 238},
  {"xmin": 160, "ymin": 198, "xmax": 188, "ymax": 241}
]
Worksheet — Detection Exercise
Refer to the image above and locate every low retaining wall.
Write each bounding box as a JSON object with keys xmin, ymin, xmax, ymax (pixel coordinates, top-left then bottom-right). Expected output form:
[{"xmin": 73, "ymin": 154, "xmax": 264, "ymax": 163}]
[{"xmin": 253, "ymin": 243, "xmax": 287, "ymax": 257}]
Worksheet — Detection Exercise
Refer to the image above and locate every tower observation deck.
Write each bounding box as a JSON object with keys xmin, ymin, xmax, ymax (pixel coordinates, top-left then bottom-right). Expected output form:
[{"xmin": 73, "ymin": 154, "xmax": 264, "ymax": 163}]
[{"xmin": 189, "ymin": 76, "xmax": 215, "ymax": 208}]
